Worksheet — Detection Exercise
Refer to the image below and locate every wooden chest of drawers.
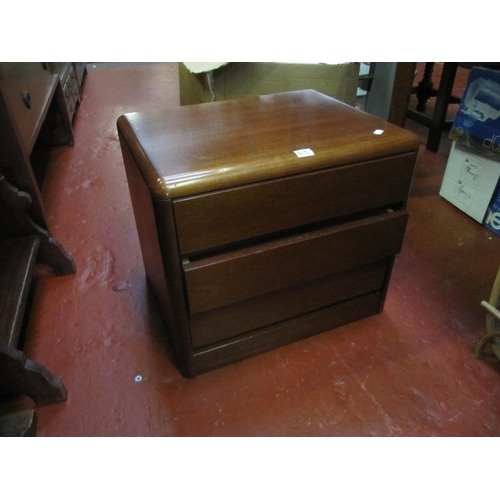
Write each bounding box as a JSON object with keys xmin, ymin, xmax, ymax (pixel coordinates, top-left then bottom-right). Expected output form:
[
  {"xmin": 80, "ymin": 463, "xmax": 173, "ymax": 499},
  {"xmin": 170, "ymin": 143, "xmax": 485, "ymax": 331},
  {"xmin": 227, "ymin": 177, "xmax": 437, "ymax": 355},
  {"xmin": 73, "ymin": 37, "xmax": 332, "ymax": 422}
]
[{"xmin": 117, "ymin": 90, "xmax": 419, "ymax": 377}]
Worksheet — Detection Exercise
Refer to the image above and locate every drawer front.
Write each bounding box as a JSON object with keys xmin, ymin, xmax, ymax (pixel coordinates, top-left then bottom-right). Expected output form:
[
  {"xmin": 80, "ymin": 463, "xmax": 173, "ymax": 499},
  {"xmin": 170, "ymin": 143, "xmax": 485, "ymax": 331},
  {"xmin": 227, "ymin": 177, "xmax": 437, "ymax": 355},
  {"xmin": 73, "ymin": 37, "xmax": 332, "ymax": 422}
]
[
  {"xmin": 174, "ymin": 152, "xmax": 416, "ymax": 256},
  {"xmin": 64, "ymin": 65, "xmax": 80, "ymax": 105},
  {"xmin": 190, "ymin": 259, "xmax": 389, "ymax": 348},
  {"xmin": 191, "ymin": 291, "xmax": 384, "ymax": 376},
  {"xmin": 183, "ymin": 209, "xmax": 408, "ymax": 314},
  {"xmin": 63, "ymin": 82, "xmax": 76, "ymax": 120},
  {"xmin": 0, "ymin": 63, "xmax": 55, "ymax": 152}
]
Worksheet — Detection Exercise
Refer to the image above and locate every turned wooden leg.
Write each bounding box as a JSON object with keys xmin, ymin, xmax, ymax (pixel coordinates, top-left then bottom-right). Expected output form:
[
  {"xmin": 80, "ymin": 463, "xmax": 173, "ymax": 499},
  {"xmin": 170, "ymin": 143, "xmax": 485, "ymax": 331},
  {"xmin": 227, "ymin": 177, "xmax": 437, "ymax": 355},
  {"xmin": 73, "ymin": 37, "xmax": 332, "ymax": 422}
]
[
  {"xmin": 416, "ymin": 62, "xmax": 435, "ymax": 111},
  {"xmin": 426, "ymin": 63, "xmax": 458, "ymax": 153},
  {"xmin": 0, "ymin": 343, "xmax": 67, "ymax": 406}
]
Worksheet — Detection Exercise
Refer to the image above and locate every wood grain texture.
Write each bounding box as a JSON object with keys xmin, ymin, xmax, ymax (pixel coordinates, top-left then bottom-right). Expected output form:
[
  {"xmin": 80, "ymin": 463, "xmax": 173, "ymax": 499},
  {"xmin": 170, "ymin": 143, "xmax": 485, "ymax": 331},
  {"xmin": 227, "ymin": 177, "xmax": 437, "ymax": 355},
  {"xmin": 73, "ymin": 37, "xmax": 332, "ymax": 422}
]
[{"xmin": 117, "ymin": 90, "xmax": 419, "ymax": 200}]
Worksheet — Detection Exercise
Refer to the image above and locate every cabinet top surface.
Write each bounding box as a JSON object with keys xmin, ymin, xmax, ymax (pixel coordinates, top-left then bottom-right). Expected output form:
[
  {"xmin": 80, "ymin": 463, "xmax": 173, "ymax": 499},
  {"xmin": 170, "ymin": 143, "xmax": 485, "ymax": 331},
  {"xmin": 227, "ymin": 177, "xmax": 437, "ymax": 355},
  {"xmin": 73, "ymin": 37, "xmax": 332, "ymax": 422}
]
[{"xmin": 117, "ymin": 90, "xmax": 419, "ymax": 199}]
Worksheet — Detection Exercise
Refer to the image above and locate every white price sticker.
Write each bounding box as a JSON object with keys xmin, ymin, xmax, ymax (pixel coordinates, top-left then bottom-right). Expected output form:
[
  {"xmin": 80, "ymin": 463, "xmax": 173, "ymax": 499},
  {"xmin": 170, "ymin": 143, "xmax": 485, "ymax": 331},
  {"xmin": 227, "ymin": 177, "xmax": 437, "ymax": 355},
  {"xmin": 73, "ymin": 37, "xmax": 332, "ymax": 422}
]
[{"xmin": 294, "ymin": 148, "xmax": 315, "ymax": 158}]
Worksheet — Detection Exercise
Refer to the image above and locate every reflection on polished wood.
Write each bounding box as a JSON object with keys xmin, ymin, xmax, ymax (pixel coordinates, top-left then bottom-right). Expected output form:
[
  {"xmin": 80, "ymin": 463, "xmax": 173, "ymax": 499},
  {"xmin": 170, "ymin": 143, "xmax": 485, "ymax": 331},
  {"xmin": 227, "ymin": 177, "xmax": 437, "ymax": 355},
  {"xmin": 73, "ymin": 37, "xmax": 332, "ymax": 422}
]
[{"xmin": 117, "ymin": 90, "xmax": 419, "ymax": 199}]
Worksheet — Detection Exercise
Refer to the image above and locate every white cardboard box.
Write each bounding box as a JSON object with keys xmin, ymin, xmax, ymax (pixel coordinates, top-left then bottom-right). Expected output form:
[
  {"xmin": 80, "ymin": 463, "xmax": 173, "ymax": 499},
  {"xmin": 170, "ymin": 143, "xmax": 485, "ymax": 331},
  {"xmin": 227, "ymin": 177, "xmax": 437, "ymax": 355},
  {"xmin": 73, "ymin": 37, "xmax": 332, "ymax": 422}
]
[{"xmin": 439, "ymin": 141, "xmax": 500, "ymax": 222}]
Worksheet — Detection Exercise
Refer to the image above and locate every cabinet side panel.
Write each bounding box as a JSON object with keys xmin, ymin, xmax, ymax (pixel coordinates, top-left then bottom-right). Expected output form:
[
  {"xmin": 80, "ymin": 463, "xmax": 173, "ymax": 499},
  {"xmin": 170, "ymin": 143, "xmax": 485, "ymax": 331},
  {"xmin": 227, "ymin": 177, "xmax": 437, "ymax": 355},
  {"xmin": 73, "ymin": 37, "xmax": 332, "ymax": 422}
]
[{"xmin": 118, "ymin": 133, "xmax": 194, "ymax": 376}]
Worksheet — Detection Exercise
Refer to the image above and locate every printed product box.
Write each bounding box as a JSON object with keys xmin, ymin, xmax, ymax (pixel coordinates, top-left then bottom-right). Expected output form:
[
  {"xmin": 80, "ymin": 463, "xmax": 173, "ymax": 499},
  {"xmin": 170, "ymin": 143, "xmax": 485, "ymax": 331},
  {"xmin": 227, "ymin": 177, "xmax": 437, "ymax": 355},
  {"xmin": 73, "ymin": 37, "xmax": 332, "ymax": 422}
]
[
  {"xmin": 449, "ymin": 66, "xmax": 500, "ymax": 161},
  {"xmin": 485, "ymin": 184, "xmax": 500, "ymax": 235},
  {"xmin": 439, "ymin": 141, "xmax": 500, "ymax": 222}
]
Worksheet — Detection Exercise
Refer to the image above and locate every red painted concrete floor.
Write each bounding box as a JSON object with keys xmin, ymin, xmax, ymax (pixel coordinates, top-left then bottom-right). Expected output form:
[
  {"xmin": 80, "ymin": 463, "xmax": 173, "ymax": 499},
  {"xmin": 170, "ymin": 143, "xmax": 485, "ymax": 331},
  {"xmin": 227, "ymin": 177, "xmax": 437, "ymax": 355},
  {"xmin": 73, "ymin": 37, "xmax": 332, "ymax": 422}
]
[{"xmin": 8, "ymin": 63, "xmax": 500, "ymax": 437}]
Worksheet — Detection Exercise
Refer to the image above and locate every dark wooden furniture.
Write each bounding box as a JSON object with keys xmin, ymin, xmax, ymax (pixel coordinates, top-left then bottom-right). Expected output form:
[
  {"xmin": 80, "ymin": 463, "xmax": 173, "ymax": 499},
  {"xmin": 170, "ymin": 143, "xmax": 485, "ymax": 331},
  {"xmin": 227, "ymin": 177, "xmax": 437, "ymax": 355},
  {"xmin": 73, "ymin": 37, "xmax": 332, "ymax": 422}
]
[
  {"xmin": 0, "ymin": 410, "xmax": 37, "ymax": 437},
  {"xmin": 0, "ymin": 174, "xmax": 70, "ymax": 405},
  {"xmin": 0, "ymin": 62, "xmax": 74, "ymax": 227},
  {"xmin": 388, "ymin": 63, "xmax": 418, "ymax": 128},
  {"xmin": 0, "ymin": 62, "xmax": 75, "ymax": 269},
  {"xmin": 117, "ymin": 90, "xmax": 419, "ymax": 377},
  {"xmin": 0, "ymin": 63, "xmax": 76, "ymax": 409},
  {"xmin": 48, "ymin": 63, "xmax": 86, "ymax": 126},
  {"xmin": 407, "ymin": 62, "xmax": 460, "ymax": 152},
  {"xmin": 362, "ymin": 63, "xmax": 417, "ymax": 129}
]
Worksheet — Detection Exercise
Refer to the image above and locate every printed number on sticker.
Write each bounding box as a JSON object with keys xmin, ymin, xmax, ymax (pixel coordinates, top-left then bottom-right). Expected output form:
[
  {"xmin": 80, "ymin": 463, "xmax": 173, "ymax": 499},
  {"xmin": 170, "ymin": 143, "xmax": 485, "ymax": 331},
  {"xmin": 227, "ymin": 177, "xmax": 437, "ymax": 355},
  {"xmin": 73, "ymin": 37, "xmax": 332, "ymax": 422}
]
[{"xmin": 294, "ymin": 148, "xmax": 315, "ymax": 158}]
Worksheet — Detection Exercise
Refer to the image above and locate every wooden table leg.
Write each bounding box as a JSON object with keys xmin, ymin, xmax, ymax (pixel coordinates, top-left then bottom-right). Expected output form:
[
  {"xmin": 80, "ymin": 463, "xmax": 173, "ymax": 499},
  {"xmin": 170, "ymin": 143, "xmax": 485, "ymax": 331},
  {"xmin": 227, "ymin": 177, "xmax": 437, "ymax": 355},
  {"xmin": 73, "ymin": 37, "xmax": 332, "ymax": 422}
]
[
  {"xmin": 426, "ymin": 62, "xmax": 458, "ymax": 152},
  {"xmin": 416, "ymin": 62, "xmax": 435, "ymax": 111}
]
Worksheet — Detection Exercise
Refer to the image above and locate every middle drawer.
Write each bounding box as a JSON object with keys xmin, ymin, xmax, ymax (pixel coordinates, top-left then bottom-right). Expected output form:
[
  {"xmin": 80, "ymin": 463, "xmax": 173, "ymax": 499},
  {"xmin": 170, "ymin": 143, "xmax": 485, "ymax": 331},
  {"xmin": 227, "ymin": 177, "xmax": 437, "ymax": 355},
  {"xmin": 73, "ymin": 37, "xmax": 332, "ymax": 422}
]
[{"xmin": 182, "ymin": 209, "xmax": 408, "ymax": 315}]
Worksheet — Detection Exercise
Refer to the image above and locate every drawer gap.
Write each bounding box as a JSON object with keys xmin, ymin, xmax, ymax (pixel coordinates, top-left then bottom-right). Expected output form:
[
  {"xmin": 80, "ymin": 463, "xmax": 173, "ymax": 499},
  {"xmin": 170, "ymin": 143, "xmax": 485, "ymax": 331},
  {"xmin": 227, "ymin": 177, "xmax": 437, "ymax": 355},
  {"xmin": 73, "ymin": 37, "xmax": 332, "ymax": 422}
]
[
  {"xmin": 189, "ymin": 259, "xmax": 389, "ymax": 348},
  {"xmin": 191, "ymin": 288, "xmax": 384, "ymax": 354},
  {"xmin": 182, "ymin": 202, "xmax": 404, "ymax": 262},
  {"xmin": 183, "ymin": 209, "xmax": 408, "ymax": 314}
]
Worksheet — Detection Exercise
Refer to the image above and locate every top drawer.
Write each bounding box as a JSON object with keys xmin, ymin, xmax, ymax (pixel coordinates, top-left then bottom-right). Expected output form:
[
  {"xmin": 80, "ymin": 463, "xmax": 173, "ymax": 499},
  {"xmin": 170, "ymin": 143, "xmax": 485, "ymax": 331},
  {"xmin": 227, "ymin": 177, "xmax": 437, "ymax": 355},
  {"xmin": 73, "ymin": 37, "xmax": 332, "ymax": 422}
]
[
  {"xmin": 0, "ymin": 63, "xmax": 55, "ymax": 153},
  {"xmin": 173, "ymin": 152, "xmax": 416, "ymax": 256}
]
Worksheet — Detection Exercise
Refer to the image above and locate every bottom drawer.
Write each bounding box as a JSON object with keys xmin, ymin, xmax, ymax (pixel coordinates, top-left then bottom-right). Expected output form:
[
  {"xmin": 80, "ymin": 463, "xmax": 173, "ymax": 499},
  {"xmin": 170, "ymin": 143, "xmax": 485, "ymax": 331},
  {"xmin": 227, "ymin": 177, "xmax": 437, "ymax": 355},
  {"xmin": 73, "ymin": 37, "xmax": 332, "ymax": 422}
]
[
  {"xmin": 190, "ymin": 259, "xmax": 389, "ymax": 348},
  {"xmin": 190, "ymin": 291, "xmax": 383, "ymax": 376}
]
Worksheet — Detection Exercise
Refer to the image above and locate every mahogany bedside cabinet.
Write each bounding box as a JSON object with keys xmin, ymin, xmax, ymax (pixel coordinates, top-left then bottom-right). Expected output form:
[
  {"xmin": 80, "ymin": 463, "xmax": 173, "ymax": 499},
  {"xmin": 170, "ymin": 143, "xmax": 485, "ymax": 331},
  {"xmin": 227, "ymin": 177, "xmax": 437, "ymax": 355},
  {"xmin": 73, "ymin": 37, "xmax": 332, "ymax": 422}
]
[{"xmin": 117, "ymin": 90, "xmax": 419, "ymax": 378}]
